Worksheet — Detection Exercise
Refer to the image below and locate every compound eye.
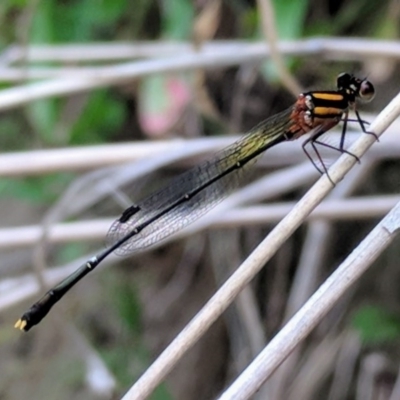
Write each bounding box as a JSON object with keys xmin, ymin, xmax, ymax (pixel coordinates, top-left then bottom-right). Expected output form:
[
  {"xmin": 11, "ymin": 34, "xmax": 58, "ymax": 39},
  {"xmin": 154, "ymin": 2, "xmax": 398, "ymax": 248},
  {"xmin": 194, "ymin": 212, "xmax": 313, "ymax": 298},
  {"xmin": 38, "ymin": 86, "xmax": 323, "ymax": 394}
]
[{"xmin": 359, "ymin": 80, "xmax": 375, "ymax": 101}]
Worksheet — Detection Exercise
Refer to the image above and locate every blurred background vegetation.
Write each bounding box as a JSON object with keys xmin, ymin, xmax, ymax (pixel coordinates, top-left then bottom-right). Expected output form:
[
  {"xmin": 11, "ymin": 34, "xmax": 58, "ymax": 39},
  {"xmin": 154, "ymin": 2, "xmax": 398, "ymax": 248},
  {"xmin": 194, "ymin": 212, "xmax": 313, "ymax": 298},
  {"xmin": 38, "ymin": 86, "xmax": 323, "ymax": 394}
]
[{"xmin": 1, "ymin": 0, "xmax": 400, "ymax": 399}]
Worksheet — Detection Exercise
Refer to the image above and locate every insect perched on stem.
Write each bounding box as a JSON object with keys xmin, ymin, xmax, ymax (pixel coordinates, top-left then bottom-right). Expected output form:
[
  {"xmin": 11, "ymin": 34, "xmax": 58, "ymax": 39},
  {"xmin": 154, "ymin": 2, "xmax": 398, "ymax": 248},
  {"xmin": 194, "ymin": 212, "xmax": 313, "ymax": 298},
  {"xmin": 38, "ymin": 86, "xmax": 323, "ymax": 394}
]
[{"xmin": 15, "ymin": 72, "xmax": 375, "ymax": 332}]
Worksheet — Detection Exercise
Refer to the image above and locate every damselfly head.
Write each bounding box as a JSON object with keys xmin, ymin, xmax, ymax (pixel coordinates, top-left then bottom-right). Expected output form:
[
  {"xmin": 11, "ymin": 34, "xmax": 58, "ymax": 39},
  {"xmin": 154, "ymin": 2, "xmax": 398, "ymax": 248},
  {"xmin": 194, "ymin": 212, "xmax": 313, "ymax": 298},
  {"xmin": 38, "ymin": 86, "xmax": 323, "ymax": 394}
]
[{"xmin": 336, "ymin": 72, "xmax": 375, "ymax": 102}]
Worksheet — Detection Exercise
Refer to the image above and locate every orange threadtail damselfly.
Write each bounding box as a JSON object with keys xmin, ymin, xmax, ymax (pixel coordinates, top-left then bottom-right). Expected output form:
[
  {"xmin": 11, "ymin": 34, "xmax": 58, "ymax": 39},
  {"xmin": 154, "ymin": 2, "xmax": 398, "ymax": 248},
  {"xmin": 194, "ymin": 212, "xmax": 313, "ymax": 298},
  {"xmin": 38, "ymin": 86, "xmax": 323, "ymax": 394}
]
[{"xmin": 15, "ymin": 72, "xmax": 375, "ymax": 332}]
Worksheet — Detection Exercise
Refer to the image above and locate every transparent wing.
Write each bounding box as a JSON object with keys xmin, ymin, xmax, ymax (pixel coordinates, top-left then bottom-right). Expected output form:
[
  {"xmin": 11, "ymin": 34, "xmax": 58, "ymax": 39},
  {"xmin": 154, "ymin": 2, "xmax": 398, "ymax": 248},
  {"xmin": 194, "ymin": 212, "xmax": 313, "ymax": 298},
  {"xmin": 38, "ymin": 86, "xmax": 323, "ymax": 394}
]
[{"xmin": 106, "ymin": 107, "xmax": 294, "ymax": 255}]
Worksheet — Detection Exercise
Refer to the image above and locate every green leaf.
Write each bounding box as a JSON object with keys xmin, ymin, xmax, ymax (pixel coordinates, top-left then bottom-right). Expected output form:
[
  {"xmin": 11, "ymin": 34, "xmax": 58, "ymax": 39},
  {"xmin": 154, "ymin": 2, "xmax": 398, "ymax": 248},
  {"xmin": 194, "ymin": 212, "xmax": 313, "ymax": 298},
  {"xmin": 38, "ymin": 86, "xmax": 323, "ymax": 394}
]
[
  {"xmin": 162, "ymin": 0, "xmax": 194, "ymax": 39},
  {"xmin": 113, "ymin": 279, "xmax": 143, "ymax": 334},
  {"xmin": 331, "ymin": 0, "xmax": 379, "ymax": 35},
  {"xmin": 352, "ymin": 305, "xmax": 400, "ymax": 345},
  {"xmin": 260, "ymin": 0, "xmax": 309, "ymax": 81},
  {"xmin": 26, "ymin": 99, "xmax": 58, "ymax": 144},
  {"xmin": 272, "ymin": 0, "xmax": 309, "ymax": 39},
  {"xmin": 70, "ymin": 90, "xmax": 126, "ymax": 144},
  {"xmin": 31, "ymin": 0, "xmax": 55, "ymax": 43},
  {"xmin": 0, "ymin": 174, "xmax": 74, "ymax": 204}
]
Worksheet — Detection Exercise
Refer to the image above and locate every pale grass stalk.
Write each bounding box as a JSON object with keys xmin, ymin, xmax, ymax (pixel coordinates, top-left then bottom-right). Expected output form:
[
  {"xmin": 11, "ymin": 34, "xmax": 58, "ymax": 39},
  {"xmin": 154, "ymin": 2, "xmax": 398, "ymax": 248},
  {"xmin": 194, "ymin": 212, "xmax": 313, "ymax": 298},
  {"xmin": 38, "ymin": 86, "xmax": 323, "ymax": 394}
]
[
  {"xmin": 3, "ymin": 38, "xmax": 400, "ymax": 64},
  {"xmin": 356, "ymin": 354, "xmax": 389, "ymax": 400},
  {"xmin": 389, "ymin": 364, "xmax": 400, "ymax": 400},
  {"xmin": 0, "ymin": 51, "xmax": 271, "ymax": 110},
  {"xmin": 0, "ymin": 138, "xmax": 228, "ymax": 177},
  {"xmin": 256, "ymin": 0, "xmax": 301, "ymax": 95},
  {"xmin": 210, "ymin": 194, "xmax": 400, "ymax": 225},
  {"xmin": 65, "ymin": 324, "xmax": 116, "ymax": 397},
  {"xmin": 288, "ymin": 335, "xmax": 343, "ymax": 400},
  {"xmin": 1, "ymin": 38, "xmax": 400, "ymax": 110},
  {"xmin": 267, "ymin": 162, "xmax": 375, "ymax": 400},
  {"xmin": 1, "ymin": 125, "xmax": 400, "ymax": 177},
  {"xmin": 327, "ymin": 332, "xmax": 361, "ymax": 400},
  {"xmin": 219, "ymin": 200, "xmax": 400, "ymax": 400},
  {"xmin": 0, "ymin": 195, "xmax": 397, "ymax": 250},
  {"xmin": 120, "ymin": 80, "xmax": 400, "ymax": 400},
  {"xmin": 283, "ymin": 160, "xmax": 376, "ymax": 320}
]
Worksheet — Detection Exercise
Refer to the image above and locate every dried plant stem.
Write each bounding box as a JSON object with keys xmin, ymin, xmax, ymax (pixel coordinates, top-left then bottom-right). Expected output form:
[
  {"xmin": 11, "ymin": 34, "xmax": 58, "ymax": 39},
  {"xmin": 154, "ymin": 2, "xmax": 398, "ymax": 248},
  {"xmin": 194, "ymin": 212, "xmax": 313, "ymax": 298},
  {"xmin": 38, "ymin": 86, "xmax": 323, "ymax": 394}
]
[
  {"xmin": 256, "ymin": 0, "xmax": 301, "ymax": 95},
  {"xmin": 1, "ymin": 38, "xmax": 400, "ymax": 110},
  {"xmin": 0, "ymin": 127, "xmax": 399, "ymax": 177},
  {"xmin": 3, "ymin": 38, "xmax": 400, "ymax": 65},
  {"xmin": 0, "ymin": 195, "xmax": 397, "ymax": 250},
  {"xmin": 219, "ymin": 200, "xmax": 400, "ymax": 400},
  {"xmin": 120, "ymin": 82, "xmax": 400, "ymax": 400},
  {"xmin": 267, "ymin": 162, "xmax": 375, "ymax": 399}
]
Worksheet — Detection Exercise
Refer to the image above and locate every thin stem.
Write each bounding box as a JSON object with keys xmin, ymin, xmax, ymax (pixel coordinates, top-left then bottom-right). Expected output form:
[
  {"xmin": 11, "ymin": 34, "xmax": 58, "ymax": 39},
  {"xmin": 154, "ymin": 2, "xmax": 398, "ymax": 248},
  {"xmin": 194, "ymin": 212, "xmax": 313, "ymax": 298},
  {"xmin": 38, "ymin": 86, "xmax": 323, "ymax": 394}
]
[
  {"xmin": 0, "ymin": 195, "xmax": 397, "ymax": 249},
  {"xmin": 218, "ymin": 201, "xmax": 400, "ymax": 400}
]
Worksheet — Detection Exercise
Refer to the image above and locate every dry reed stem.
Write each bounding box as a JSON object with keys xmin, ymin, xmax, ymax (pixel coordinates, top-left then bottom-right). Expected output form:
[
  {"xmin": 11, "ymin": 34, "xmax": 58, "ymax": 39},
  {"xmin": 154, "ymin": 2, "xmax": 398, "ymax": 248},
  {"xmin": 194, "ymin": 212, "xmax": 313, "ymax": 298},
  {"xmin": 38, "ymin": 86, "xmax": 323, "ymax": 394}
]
[
  {"xmin": 0, "ymin": 195, "xmax": 397, "ymax": 250},
  {"xmin": 220, "ymin": 201, "xmax": 400, "ymax": 399},
  {"xmin": 2, "ymin": 38, "xmax": 400, "ymax": 65},
  {"xmin": 1, "ymin": 38, "xmax": 400, "ymax": 109},
  {"xmin": 256, "ymin": 0, "xmax": 301, "ymax": 95},
  {"xmin": 260, "ymin": 161, "xmax": 375, "ymax": 399},
  {"xmin": 0, "ymin": 126, "xmax": 399, "ymax": 177}
]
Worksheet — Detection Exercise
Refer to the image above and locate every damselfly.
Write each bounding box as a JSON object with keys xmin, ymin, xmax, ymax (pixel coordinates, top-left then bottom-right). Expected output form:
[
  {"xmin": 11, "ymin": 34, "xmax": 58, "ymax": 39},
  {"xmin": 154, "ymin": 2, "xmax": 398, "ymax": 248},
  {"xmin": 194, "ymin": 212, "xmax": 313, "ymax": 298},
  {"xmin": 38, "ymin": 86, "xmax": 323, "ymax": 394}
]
[{"xmin": 15, "ymin": 72, "xmax": 375, "ymax": 332}]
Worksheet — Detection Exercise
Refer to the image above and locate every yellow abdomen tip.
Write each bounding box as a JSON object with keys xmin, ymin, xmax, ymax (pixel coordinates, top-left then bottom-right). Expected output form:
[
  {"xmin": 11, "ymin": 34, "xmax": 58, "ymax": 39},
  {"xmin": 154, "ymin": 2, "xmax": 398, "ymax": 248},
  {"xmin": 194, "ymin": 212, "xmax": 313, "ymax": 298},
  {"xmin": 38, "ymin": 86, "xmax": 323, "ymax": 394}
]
[{"xmin": 14, "ymin": 319, "xmax": 27, "ymax": 331}]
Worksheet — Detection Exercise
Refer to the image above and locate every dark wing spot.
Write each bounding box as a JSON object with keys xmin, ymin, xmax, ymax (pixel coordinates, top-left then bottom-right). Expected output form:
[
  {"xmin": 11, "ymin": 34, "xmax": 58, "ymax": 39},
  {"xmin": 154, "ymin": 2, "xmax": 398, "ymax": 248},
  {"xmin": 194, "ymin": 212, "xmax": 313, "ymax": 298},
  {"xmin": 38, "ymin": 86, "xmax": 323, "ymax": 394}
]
[{"xmin": 118, "ymin": 205, "xmax": 141, "ymax": 223}]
